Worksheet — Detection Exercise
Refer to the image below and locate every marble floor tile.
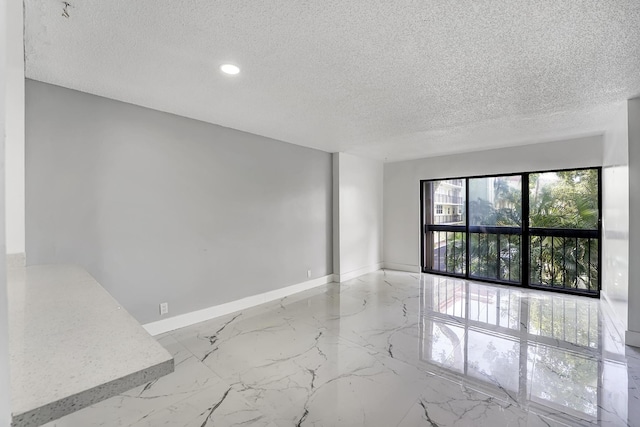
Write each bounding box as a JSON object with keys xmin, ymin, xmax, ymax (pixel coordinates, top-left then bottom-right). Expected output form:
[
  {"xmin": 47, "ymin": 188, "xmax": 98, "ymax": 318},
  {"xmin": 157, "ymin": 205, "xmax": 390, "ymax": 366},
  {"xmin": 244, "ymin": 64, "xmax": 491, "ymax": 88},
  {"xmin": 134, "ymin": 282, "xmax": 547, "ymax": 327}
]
[
  {"xmin": 129, "ymin": 384, "xmax": 276, "ymax": 427},
  {"xmin": 212, "ymin": 333, "xmax": 432, "ymax": 427},
  {"xmin": 45, "ymin": 271, "xmax": 640, "ymax": 426},
  {"xmin": 398, "ymin": 385, "xmax": 563, "ymax": 427}
]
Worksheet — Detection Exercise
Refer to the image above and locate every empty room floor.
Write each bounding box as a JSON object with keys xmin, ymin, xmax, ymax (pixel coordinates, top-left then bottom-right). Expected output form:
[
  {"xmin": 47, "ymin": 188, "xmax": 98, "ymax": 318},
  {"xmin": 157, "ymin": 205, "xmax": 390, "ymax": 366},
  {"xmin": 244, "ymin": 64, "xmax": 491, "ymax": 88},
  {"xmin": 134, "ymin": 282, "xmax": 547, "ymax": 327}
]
[{"xmin": 44, "ymin": 271, "xmax": 639, "ymax": 426}]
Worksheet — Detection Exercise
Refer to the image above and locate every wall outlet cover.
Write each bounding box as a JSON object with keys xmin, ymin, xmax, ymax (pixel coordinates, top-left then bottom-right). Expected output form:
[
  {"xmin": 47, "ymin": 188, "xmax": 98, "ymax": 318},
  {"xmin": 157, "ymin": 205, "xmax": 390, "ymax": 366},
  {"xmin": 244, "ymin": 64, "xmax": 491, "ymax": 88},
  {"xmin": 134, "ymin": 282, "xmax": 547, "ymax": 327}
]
[{"xmin": 159, "ymin": 302, "xmax": 169, "ymax": 315}]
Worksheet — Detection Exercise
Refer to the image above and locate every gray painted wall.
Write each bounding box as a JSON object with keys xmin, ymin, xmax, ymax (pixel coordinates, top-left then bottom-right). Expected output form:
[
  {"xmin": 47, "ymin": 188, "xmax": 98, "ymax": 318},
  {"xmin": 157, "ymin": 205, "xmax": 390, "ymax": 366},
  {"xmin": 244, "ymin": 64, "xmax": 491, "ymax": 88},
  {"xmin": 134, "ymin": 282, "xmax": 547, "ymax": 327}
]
[
  {"xmin": 26, "ymin": 80, "xmax": 333, "ymax": 324},
  {"xmin": 384, "ymin": 136, "xmax": 604, "ymax": 270}
]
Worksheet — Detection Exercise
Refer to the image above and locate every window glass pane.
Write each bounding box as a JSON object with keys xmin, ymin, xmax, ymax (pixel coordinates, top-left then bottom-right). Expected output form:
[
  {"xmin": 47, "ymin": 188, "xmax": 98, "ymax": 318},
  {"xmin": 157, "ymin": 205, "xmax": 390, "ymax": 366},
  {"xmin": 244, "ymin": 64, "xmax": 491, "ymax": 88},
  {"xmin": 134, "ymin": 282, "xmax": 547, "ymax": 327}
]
[
  {"xmin": 469, "ymin": 176, "xmax": 521, "ymax": 227},
  {"xmin": 431, "ymin": 179, "xmax": 465, "ymax": 225},
  {"xmin": 529, "ymin": 170, "xmax": 598, "ymax": 229}
]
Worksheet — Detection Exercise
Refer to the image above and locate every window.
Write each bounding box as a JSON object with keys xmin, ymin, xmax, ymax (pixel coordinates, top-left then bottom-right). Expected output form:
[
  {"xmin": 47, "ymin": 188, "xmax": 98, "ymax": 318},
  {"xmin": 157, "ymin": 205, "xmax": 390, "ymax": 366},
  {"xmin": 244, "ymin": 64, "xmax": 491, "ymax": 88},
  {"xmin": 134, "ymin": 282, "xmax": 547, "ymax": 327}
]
[
  {"xmin": 421, "ymin": 168, "xmax": 601, "ymax": 296},
  {"xmin": 423, "ymin": 179, "xmax": 467, "ymax": 274},
  {"xmin": 468, "ymin": 175, "xmax": 522, "ymax": 282},
  {"xmin": 528, "ymin": 170, "xmax": 599, "ymax": 292}
]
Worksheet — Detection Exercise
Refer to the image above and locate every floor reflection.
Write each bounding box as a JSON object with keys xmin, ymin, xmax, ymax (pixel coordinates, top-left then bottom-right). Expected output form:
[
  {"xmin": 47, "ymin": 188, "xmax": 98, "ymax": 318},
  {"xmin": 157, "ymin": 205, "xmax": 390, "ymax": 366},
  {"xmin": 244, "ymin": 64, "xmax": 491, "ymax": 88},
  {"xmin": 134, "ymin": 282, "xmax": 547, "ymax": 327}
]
[{"xmin": 419, "ymin": 277, "xmax": 629, "ymax": 424}]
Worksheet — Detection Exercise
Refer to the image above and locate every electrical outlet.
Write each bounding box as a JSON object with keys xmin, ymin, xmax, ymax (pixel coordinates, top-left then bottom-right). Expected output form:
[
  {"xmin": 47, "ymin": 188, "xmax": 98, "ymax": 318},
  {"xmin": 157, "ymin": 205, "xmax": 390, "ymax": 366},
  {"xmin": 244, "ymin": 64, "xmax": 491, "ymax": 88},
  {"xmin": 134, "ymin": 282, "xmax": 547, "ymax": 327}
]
[
  {"xmin": 307, "ymin": 269, "xmax": 312, "ymax": 278},
  {"xmin": 159, "ymin": 302, "xmax": 169, "ymax": 316}
]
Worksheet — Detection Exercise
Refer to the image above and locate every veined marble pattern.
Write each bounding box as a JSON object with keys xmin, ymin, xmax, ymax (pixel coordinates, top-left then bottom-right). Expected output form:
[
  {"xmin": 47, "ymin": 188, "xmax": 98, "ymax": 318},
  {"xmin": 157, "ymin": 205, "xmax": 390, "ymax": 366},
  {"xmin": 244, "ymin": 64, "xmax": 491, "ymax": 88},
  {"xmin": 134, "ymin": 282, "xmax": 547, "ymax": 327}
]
[{"xmin": 45, "ymin": 271, "xmax": 640, "ymax": 426}]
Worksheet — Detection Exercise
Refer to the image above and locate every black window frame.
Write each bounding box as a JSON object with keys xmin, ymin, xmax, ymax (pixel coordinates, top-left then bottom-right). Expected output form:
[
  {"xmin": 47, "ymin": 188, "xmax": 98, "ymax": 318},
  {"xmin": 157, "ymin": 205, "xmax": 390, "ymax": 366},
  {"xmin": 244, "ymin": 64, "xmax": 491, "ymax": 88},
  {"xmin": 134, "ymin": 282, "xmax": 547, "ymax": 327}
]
[{"xmin": 420, "ymin": 167, "xmax": 602, "ymax": 298}]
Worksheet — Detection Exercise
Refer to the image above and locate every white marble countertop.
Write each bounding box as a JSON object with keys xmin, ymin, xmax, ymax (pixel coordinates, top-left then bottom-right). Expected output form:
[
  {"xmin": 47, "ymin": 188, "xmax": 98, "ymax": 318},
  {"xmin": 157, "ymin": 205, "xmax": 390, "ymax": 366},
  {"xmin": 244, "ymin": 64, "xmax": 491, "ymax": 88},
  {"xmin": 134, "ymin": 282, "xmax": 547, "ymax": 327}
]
[{"xmin": 8, "ymin": 264, "xmax": 174, "ymax": 427}]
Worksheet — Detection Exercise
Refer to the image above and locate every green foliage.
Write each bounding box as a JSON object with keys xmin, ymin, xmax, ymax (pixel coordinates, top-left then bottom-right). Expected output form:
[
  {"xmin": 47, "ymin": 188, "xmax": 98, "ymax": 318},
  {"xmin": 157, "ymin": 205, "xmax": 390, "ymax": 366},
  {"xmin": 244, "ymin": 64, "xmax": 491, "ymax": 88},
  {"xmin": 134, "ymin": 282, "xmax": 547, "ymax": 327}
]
[
  {"xmin": 530, "ymin": 236, "xmax": 598, "ymax": 291},
  {"xmin": 529, "ymin": 170, "xmax": 598, "ymax": 229},
  {"xmin": 444, "ymin": 232, "xmax": 466, "ymax": 274},
  {"xmin": 468, "ymin": 234, "xmax": 521, "ymax": 282}
]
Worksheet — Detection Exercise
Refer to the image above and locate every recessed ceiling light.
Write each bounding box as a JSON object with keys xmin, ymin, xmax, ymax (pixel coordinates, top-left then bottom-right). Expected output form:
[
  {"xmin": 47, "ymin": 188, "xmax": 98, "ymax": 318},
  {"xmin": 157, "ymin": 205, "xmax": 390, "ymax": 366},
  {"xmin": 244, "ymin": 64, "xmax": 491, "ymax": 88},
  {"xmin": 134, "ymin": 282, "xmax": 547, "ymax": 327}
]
[{"xmin": 220, "ymin": 64, "xmax": 240, "ymax": 75}]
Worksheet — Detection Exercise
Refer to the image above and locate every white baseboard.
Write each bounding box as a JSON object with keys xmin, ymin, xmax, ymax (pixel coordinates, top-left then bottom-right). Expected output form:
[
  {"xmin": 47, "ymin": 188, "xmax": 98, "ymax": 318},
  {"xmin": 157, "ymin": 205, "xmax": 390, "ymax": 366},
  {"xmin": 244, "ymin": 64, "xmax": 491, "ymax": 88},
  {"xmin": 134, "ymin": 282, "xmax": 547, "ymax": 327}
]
[
  {"xmin": 143, "ymin": 274, "xmax": 334, "ymax": 336},
  {"xmin": 383, "ymin": 262, "xmax": 421, "ymax": 273},
  {"xmin": 626, "ymin": 330, "xmax": 640, "ymax": 348},
  {"xmin": 6, "ymin": 253, "xmax": 26, "ymax": 268},
  {"xmin": 334, "ymin": 263, "xmax": 383, "ymax": 283}
]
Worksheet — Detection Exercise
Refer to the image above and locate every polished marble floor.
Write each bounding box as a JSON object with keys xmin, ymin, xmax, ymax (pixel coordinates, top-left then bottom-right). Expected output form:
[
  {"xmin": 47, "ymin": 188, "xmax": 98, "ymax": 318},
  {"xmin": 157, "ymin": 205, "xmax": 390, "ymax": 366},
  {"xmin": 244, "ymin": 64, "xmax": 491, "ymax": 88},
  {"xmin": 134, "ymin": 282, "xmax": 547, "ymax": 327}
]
[{"xmin": 44, "ymin": 271, "xmax": 640, "ymax": 426}]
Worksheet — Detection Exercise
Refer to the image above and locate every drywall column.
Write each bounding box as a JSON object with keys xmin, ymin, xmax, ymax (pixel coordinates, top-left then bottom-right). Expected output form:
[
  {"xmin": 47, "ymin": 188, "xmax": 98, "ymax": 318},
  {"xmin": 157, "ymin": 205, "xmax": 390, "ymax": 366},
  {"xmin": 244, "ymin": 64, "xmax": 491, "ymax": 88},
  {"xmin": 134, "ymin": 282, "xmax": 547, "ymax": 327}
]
[
  {"xmin": 626, "ymin": 98, "xmax": 640, "ymax": 347},
  {"xmin": 601, "ymin": 102, "xmax": 629, "ymax": 333},
  {"xmin": 5, "ymin": 0, "xmax": 24, "ymax": 260},
  {"xmin": 1, "ymin": 0, "xmax": 13, "ymax": 422},
  {"xmin": 332, "ymin": 153, "xmax": 384, "ymax": 282}
]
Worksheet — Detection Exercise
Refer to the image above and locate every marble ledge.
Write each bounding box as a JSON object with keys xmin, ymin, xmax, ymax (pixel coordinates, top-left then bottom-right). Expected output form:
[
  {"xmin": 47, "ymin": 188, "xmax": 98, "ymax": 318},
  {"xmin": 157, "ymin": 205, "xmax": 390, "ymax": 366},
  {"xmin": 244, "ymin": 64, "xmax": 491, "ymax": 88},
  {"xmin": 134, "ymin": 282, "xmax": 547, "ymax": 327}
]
[{"xmin": 8, "ymin": 264, "xmax": 174, "ymax": 427}]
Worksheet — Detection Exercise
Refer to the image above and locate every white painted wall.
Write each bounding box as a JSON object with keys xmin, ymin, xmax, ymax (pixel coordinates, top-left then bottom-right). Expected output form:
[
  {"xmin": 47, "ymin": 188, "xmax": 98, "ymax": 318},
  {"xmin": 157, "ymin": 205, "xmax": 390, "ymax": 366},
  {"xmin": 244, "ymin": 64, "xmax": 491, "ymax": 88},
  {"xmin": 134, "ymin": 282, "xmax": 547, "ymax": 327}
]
[
  {"xmin": 25, "ymin": 80, "xmax": 333, "ymax": 325},
  {"xmin": 383, "ymin": 135, "xmax": 603, "ymax": 271},
  {"xmin": 626, "ymin": 98, "xmax": 640, "ymax": 347},
  {"xmin": 602, "ymin": 102, "xmax": 629, "ymax": 332},
  {"xmin": 333, "ymin": 153, "xmax": 383, "ymax": 281},
  {"xmin": 5, "ymin": 0, "xmax": 24, "ymax": 256},
  {"xmin": 1, "ymin": 0, "xmax": 12, "ymax": 422}
]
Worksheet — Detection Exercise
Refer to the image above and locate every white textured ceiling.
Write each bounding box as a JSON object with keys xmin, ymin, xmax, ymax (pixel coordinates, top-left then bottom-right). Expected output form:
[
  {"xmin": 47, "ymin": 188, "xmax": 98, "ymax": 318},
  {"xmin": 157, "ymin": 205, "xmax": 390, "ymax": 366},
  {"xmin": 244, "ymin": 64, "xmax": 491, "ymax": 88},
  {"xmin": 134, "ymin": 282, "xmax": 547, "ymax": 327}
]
[{"xmin": 24, "ymin": 1, "xmax": 640, "ymax": 162}]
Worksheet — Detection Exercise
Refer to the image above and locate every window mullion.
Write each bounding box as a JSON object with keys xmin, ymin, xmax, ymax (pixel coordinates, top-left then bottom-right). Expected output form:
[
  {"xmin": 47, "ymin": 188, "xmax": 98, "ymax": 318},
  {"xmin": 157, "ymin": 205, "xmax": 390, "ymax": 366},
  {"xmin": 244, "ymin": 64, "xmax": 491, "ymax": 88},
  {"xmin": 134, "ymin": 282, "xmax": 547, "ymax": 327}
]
[{"xmin": 522, "ymin": 173, "xmax": 530, "ymax": 288}]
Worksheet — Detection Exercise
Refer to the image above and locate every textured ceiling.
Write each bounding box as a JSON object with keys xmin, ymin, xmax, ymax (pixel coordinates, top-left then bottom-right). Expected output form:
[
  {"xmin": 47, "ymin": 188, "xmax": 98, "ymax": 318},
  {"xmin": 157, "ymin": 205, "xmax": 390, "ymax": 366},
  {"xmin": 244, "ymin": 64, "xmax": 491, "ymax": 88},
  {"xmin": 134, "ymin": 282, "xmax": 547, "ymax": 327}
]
[{"xmin": 24, "ymin": 1, "xmax": 640, "ymax": 162}]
